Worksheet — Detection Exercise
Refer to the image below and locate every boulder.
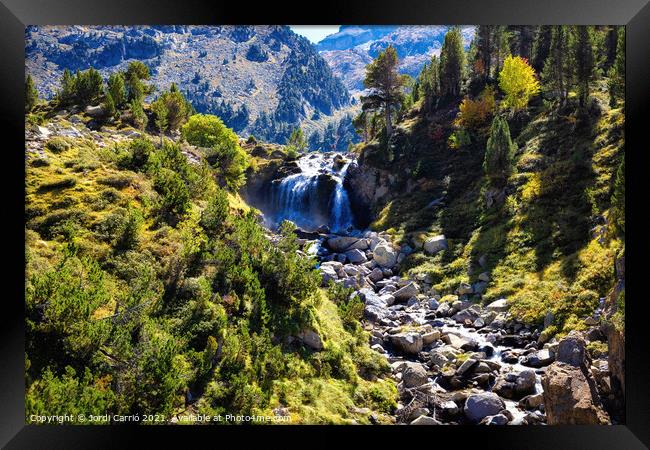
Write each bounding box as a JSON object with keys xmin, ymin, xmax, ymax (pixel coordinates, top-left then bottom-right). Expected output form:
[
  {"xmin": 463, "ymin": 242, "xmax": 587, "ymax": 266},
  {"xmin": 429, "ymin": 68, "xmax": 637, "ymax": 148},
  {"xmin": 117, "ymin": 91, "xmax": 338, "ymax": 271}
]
[
  {"xmin": 519, "ymin": 393, "xmax": 544, "ymax": 410},
  {"xmin": 520, "ymin": 349, "xmax": 554, "ymax": 368},
  {"xmin": 492, "ymin": 370, "xmax": 537, "ymax": 399},
  {"xmin": 297, "ymin": 328, "xmax": 324, "ymax": 351},
  {"xmin": 480, "ymin": 414, "xmax": 509, "ymax": 425},
  {"xmin": 556, "ymin": 330, "xmax": 587, "ymax": 367},
  {"xmin": 391, "ymin": 332, "xmax": 423, "ymax": 355},
  {"xmin": 446, "ymin": 333, "xmax": 477, "ymax": 351},
  {"xmin": 345, "ymin": 248, "xmax": 368, "ymax": 264},
  {"xmin": 320, "ymin": 265, "xmax": 339, "ymax": 285},
  {"xmin": 541, "ymin": 362, "xmax": 610, "ymax": 424},
  {"xmin": 402, "ymin": 362, "xmax": 429, "ymax": 388},
  {"xmin": 393, "ymin": 282, "xmax": 419, "ymax": 301},
  {"xmin": 374, "ymin": 243, "xmax": 398, "ymax": 268},
  {"xmin": 464, "ymin": 392, "xmax": 506, "ymax": 423},
  {"xmin": 327, "ymin": 236, "xmax": 360, "ymax": 252},
  {"xmin": 410, "ymin": 415, "xmax": 441, "ymax": 425},
  {"xmin": 452, "ymin": 306, "xmax": 481, "ymax": 324},
  {"xmin": 422, "ymin": 330, "xmax": 441, "ymax": 345},
  {"xmin": 369, "ymin": 267, "xmax": 384, "ymax": 282},
  {"xmin": 486, "ymin": 298, "xmax": 509, "ymax": 312},
  {"xmin": 428, "ymin": 298, "xmax": 440, "ymax": 310},
  {"xmin": 457, "ymin": 282, "xmax": 474, "ymax": 295},
  {"xmin": 423, "ymin": 235, "xmax": 448, "ymax": 255}
]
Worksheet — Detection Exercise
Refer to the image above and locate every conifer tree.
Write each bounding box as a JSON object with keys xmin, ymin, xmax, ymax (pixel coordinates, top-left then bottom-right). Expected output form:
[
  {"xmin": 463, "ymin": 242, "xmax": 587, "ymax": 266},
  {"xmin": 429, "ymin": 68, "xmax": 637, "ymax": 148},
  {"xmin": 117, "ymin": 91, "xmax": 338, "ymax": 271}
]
[
  {"xmin": 440, "ymin": 27, "xmax": 466, "ymax": 97},
  {"xmin": 362, "ymin": 45, "xmax": 409, "ymax": 138},
  {"xmin": 543, "ymin": 26, "xmax": 571, "ymax": 105},
  {"xmin": 573, "ymin": 26, "xmax": 595, "ymax": 107},
  {"xmin": 420, "ymin": 55, "xmax": 441, "ymax": 111},
  {"xmin": 475, "ymin": 25, "xmax": 493, "ymax": 81},
  {"xmin": 103, "ymin": 91, "xmax": 116, "ymax": 120},
  {"xmin": 107, "ymin": 72, "xmax": 127, "ymax": 109},
  {"xmin": 531, "ymin": 26, "xmax": 552, "ymax": 73},
  {"xmin": 484, "ymin": 116, "xmax": 516, "ymax": 186},
  {"xmin": 25, "ymin": 74, "xmax": 38, "ymax": 113},
  {"xmin": 57, "ymin": 69, "xmax": 76, "ymax": 106}
]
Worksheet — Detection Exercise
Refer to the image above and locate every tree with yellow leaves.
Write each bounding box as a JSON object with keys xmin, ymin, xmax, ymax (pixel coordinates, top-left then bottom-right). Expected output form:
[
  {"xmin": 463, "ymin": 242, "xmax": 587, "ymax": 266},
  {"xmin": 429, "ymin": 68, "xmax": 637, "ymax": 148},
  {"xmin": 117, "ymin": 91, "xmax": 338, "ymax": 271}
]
[{"xmin": 498, "ymin": 55, "xmax": 541, "ymax": 111}]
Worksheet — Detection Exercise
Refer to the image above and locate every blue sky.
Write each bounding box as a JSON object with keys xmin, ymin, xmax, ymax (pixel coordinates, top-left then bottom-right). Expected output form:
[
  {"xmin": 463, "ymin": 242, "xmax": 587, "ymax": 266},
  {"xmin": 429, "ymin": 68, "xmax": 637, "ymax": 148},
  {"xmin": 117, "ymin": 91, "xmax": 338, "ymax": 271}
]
[{"xmin": 290, "ymin": 26, "xmax": 340, "ymax": 44}]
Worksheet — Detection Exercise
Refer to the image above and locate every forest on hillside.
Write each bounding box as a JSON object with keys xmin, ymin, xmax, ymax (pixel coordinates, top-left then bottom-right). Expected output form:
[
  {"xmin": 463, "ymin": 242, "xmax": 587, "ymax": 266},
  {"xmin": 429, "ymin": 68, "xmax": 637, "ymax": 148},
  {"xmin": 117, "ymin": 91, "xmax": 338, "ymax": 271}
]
[{"xmin": 24, "ymin": 25, "xmax": 624, "ymax": 425}]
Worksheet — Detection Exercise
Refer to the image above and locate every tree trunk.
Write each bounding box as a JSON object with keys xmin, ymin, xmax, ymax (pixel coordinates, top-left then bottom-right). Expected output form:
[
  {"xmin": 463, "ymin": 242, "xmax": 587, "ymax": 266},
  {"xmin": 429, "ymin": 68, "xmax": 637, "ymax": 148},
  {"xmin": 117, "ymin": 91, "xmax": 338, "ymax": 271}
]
[{"xmin": 385, "ymin": 103, "xmax": 392, "ymax": 138}]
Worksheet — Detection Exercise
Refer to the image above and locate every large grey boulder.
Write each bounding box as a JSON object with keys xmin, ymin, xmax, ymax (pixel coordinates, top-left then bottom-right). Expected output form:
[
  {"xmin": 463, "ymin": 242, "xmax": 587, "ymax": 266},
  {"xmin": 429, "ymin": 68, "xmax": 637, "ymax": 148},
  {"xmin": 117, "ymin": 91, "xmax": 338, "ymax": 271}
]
[
  {"xmin": 486, "ymin": 298, "xmax": 509, "ymax": 312},
  {"xmin": 297, "ymin": 328, "xmax": 324, "ymax": 351},
  {"xmin": 345, "ymin": 248, "xmax": 368, "ymax": 264},
  {"xmin": 464, "ymin": 392, "xmax": 505, "ymax": 423},
  {"xmin": 423, "ymin": 235, "xmax": 448, "ymax": 255},
  {"xmin": 402, "ymin": 362, "xmax": 429, "ymax": 388},
  {"xmin": 391, "ymin": 332, "xmax": 423, "ymax": 355},
  {"xmin": 374, "ymin": 243, "xmax": 398, "ymax": 268},
  {"xmin": 556, "ymin": 330, "xmax": 587, "ymax": 367},
  {"xmin": 393, "ymin": 282, "xmax": 419, "ymax": 301},
  {"xmin": 320, "ymin": 265, "xmax": 339, "ymax": 285},
  {"xmin": 327, "ymin": 236, "xmax": 360, "ymax": 252},
  {"xmin": 492, "ymin": 370, "xmax": 537, "ymax": 399}
]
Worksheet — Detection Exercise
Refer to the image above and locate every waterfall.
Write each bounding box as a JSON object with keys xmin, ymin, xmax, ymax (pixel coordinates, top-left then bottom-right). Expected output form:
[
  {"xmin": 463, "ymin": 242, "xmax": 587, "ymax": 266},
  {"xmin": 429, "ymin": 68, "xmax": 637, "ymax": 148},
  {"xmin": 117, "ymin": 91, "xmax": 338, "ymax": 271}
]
[
  {"xmin": 330, "ymin": 161, "xmax": 353, "ymax": 233},
  {"xmin": 265, "ymin": 152, "xmax": 355, "ymax": 232}
]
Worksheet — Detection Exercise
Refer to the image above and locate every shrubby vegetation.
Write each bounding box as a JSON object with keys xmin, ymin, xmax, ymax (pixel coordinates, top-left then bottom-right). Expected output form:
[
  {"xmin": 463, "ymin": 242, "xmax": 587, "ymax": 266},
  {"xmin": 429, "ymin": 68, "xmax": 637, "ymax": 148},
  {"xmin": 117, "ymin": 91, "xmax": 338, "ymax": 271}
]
[{"xmin": 25, "ymin": 66, "xmax": 395, "ymax": 423}]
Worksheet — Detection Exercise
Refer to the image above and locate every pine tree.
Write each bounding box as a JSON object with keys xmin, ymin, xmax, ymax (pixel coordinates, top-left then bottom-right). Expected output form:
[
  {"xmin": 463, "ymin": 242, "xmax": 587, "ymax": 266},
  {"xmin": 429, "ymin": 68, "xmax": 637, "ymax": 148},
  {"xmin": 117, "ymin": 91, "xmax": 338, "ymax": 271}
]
[
  {"xmin": 484, "ymin": 116, "xmax": 516, "ymax": 186},
  {"xmin": 103, "ymin": 91, "xmax": 116, "ymax": 121},
  {"xmin": 287, "ymin": 127, "xmax": 307, "ymax": 152},
  {"xmin": 151, "ymin": 99, "xmax": 169, "ymax": 146},
  {"xmin": 420, "ymin": 55, "xmax": 441, "ymax": 111},
  {"xmin": 531, "ymin": 26, "xmax": 552, "ymax": 73},
  {"xmin": 57, "ymin": 69, "xmax": 76, "ymax": 106},
  {"xmin": 573, "ymin": 26, "xmax": 595, "ymax": 107},
  {"xmin": 475, "ymin": 25, "xmax": 493, "ymax": 81},
  {"xmin": 107, "ymin": 72, "xmax": 127, "ymax": 109},
  {"xmin": 362, "ymin": 45, "xmax": 409, "ymax": 138},
  {"xmin": 129, "ymin": 98, "xmax": 147, "ymax": 131},
  {"xmin": 493, "ymin": 26, "xmax": 510, "ymax": 76},
  {"xmin": 440, "ymin": 26, "xmax": 466, "ymax": 97},
  {"xmin": 608, "ymin": 27, "xmax": 625, "ymax": 107},
  {"xmin": 543, "ymin": 26, "xmax": 571, "ymax": 105},
  {"xmin": 126, "ymin": 72, "xmax": 145, "ymax": 102},
  {"xmin": 25, "ymin": 74, "xmax": 38, "ymax": 113}
]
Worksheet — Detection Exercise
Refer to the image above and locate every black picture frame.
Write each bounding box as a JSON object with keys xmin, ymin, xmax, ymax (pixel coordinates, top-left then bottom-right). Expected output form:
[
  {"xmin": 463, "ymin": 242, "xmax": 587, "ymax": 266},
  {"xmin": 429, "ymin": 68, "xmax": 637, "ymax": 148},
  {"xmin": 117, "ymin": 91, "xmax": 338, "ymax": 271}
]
[{"xmin": 2, "ymin": 0, "xmax": 648, "ymax": 448}]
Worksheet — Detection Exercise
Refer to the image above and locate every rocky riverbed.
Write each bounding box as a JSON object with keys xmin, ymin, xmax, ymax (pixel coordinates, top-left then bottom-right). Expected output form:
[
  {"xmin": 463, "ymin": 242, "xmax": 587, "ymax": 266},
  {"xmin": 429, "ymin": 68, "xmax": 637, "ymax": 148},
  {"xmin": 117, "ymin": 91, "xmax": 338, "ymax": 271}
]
[{"xmin": 298, "ymin": 229, "xmax": 616, "ymax": 425}]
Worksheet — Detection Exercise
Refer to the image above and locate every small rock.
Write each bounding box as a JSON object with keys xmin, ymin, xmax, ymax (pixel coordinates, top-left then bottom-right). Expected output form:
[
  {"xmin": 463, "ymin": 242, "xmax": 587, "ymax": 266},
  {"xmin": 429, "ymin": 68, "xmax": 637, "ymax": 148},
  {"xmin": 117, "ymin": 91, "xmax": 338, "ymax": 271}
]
[{"xmin": 423, "ymin": 235, "xmax": 447, "ymax": 255}]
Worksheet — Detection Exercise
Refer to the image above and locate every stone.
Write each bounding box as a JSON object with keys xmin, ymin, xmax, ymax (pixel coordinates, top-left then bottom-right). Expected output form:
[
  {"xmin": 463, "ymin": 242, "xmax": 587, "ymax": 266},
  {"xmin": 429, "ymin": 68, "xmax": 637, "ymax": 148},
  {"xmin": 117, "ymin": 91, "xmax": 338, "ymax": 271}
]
[
  {"xmin": 346, "ymin": 239, "xmax": 370, "ymax": 251},
  {"xmin": 446, "ymin": 333, "xmax": 477, "ymax": 351},
  {"xmin": 423, "ymin": 235, "xmax": 448, "ymax": 255},
  {"xmin": 393, "ymin": 282, "xmax": 419, "ymax": 301},
  {"xmin": 456, "ymin": 358, "xmax": 478, "ymax": 376},
  {"xmin": 402, "ymin": 362, "xmax": 429, "ymax": 388},
  {"xmin": 584, "ymin": 316, "xmax": 599, "ymax": 326},
  {"xmin": 478, "ymin": 272, "xmax": 491, "ymax": 282},
  {"xmin": 436, "ymin": 302, "xmax": 451, "ymax": 317},
  {"xmin": 428, "ymin": 298, "xmax": 440, "ymax": 310},
  {"xmin": 520, "ymin": 349, "xmax": 554, "ymax": 368},
  {"xmin": 480, "ymin": 414, "xmax": 509, "ymax": 425},
  {"xmin": 379, "ymin": 294, "xmax": 396, "ymax": 306},
  {"xmin": 493, "ymin": 370, "xmax": 537, "ymax": 399},
  {"xmin": 369, "ymin": 267, "xmax": 384, "ymax": 282},
  {"xmin": 327, "ymin": 236, "xmax": 360, "ymax": 252},
  {"xmin": 345, "ymin": 248, "xmax": 368, "ymax": 264},
  {"xmin": 320, "ymin": 265, "xmax": 339, "ymax": 285},
  {"xmin": 519, "ymin": 393, "xmax": 544, "ymax": 410},
  {"xmin": 410, "ymin": 415, "xmax": 440, "ymax": 425},
  {"xmin": 457, "ymin": 282, "xmax": 474, "ymax": 295},
  {"xmin": 297, "ymin": 328, "xmax": 324, "ymax": 351},
  {"xmin": 486, "ymin": 298, "xmax": 509, "ymax": 312},
  {"xmin": 373, "ymin": 243, "xmax": 398, "ymax": 268},
  {"xmin": 452, "ymin": 306, "xmax": 481, "ymax": 324},
  {"xmin": 542, "ymin": 362, "xmax": 610, "ymax": 424},
  {"xmin": 422, "ymin": 330, "xmax": 441, "ymax": 345},
  {"xmin": 464, "ymin": 392, "xmax": 506, "ymax": 423},
  {"xmin": 391, "ymin": 332, "xmax": 424, "ymax": 355},
  {"xmin": 439, "ymin": 400, "xmax": 460, "ymax": 417},
  {"xmin": 556, "ymin": 331, "xmax": 587, "ymax": 367},
  {"xmin": 472, "ymin": 281, "xmax": 488, "ymax": 295},
  {"xmin": 371, "ymin": 344, "xmax": 387, "ymax": 354},
  {"xmin": 543, "ymin": 310, "xmax": 555, "ymax": 329}
]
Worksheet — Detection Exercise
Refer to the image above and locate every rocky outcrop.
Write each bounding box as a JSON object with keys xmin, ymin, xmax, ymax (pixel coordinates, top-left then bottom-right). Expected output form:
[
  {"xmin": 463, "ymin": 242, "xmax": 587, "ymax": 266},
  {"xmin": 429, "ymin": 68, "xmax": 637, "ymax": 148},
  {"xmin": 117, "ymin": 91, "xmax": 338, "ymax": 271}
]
[
  {"xmin": 464, "ymin": 392, "xmax": 506, "ymax": 423},
  {"xmin": 541, "ymin": 332, "xmax": 610, "ymax": 425}
]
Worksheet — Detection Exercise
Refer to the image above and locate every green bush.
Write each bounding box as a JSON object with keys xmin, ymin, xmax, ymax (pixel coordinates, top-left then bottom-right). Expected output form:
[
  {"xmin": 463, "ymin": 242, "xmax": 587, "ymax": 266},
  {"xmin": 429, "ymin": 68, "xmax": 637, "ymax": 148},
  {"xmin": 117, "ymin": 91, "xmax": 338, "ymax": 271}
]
[
  {"xmin": 153, "ymin": 168, "xmax": 191, "ymax": 221},
  {"xmin": 45, "ymin": 137, "xmax": 72, "ymax": 154}
]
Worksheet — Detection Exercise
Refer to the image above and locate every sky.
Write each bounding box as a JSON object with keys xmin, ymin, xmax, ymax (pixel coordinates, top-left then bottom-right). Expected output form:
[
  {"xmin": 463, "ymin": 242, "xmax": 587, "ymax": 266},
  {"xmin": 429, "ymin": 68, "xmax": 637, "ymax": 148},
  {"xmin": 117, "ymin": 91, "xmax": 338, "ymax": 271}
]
[{"xmin": 290, "ymin": 25, "xmax": 340, "ymax": 44}]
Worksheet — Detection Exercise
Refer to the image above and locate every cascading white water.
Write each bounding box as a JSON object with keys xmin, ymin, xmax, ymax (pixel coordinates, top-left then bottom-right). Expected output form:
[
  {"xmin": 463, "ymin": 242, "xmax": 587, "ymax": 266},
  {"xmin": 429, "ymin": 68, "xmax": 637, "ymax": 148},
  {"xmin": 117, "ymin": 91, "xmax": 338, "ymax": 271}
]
[
  {"xmin": 268, "ymin": 152, "xmax": 355, "ymax": 232},
  {"xmin": 330, "ymin": 161, "xmax": 353, "ymax": 233}
]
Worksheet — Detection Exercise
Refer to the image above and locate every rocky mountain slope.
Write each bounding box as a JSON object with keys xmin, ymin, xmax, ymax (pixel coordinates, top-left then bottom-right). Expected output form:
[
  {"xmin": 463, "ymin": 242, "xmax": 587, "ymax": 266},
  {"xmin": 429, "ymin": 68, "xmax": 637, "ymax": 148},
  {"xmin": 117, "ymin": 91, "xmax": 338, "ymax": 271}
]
[
  {"xmin": 25, "ymin": 25, "xmax": 351, "ymax": 143},
  {"xmin": 317, "ymin": 26, "xmax": 476, "ymax": 94}
]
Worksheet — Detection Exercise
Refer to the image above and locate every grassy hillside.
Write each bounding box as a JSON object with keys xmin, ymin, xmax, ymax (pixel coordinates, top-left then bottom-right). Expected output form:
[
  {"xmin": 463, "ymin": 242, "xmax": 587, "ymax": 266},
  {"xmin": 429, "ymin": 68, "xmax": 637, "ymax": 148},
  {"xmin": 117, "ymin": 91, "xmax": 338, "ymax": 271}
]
[
  {"xmin": 24, "ymin": 109, "xmax": 395, "ymax": 424},
  {"xmin": 358, "ymin": 86, "xmax": 624, "ymax": 338}
]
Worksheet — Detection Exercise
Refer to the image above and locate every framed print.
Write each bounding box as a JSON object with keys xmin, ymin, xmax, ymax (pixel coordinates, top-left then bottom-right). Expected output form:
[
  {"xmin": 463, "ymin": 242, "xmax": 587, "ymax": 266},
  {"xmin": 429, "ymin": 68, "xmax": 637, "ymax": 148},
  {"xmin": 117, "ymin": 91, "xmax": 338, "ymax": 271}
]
[{"xmin": 1, "ymin": 0, "xmax": 648, "ymax": 447}]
